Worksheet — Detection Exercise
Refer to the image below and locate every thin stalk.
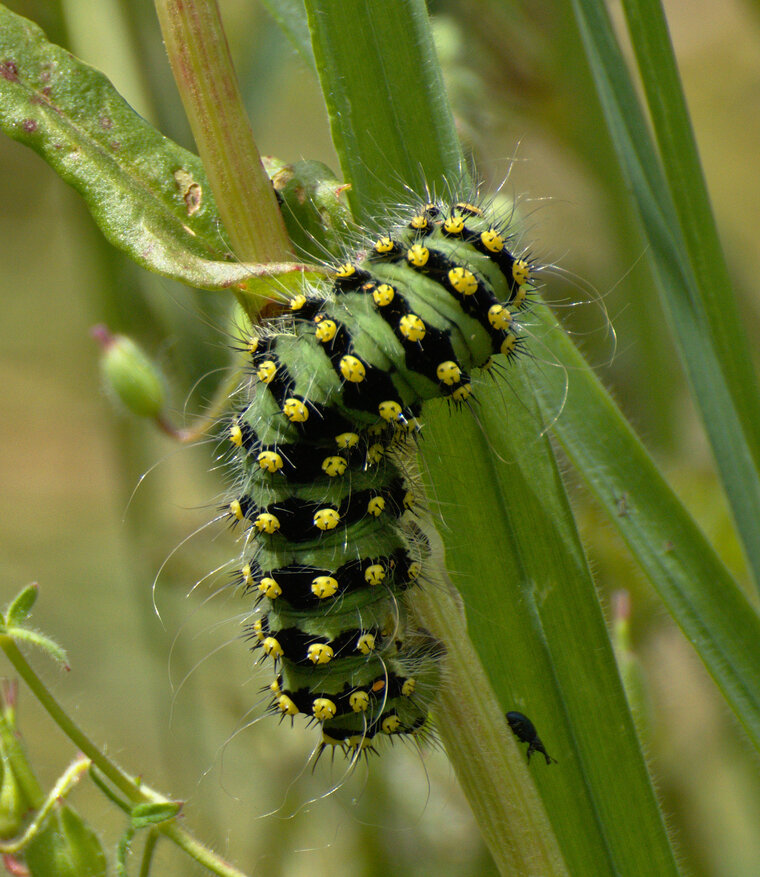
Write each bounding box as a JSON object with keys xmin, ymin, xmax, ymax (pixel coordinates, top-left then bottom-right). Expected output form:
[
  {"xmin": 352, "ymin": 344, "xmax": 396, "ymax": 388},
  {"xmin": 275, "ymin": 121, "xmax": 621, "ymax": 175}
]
[
  {"xmin": 0, "ymin": 637, "xmax": 251, "ymax": 877},
  {"xmin": 0, "ymin": 757, "xmax": 90, "ymax": 855},
  {"xmin": 0, "ymin": 681, "xmax": 44, "ymax": 810},
  {"xmin": 138, "ymin": 830, "xmax": 160, "ymax": 877},
  {"xmin": 0, "ymin": 637, "xmax": 142, "ymax": 804}
]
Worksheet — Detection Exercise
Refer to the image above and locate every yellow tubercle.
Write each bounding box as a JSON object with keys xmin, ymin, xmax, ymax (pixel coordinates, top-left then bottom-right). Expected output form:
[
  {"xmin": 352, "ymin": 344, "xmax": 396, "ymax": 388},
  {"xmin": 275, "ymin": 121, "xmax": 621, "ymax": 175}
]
[
  {"xmin": 513, "ymin": 259, "xmax": 531, "ymax": 287},
  {"xmin": 382, "ymin": 715, "xmax": 401, "ymax": 734},
  {"xmin": 229, "ymin": 423, "xmax": 243, "ymax": 447},
  {"xmin": 257, "ymin": 360, "xmax": 277, "ymax": 383},
  {"xmin": 481, "ymin": 228, "xmax": 505, "ymax": 253},
  {"xmin": 257, "ymin": 450, "xmax": 283, "ymax": 473},
  {"xmin": 254, "ymin": 513, "xmax": 280, "ymax": 534},
  {"xmin": 448, "ymin": 266, "xmax": 478, "ymax": 295},
  {"xmin": 451, "ymin": 383, "xmax": 472, "ymax": 402},
  {"xmin": 374, "ymin": 236, "xmax": 395, "ymax": 254},
  {"xmin": 321, "ymin": 455, "xmax": 347, "ymax": 477},
  {"xmin": 335, "ymin": 431, "xmax": 360, "ymax": 449},
  {"xmin": 277, "ymin": 694, "xmax": 299, "ymax": 716},
  {"xmin": 258, "ymin": 577, "xmax": 282, "ymax": 599},
  {"xmin": 313, "ymin": 698, "xmax": 337, "ymax": 721},
  {"xmin": 307, "ymin": 643, "xmax": 334, "ymax": 665},
  {"xmin": 367, "ymin": 443, "xmax": 385, "ymax": 464},
  {"xmin": 282, "ymin": 398, "xmax": 308, "ymax": 422},
  {"xmin": 262, "ymin": 637, "xmax": 283, "ymax": 659},
  {"xmin": 372, "ymin": 283, "xmax": 395, "ymax": 306},
  {"xmin": 311, "ymin": 575, "xmax": 339, "ymax": 599},
  {"xmin": 350, "ymin": 691, "xmax": 370, "ymax": 712},
  {"xmin": 436, "ymin": 360, "xmax": 462, "ymax": 385},
  {"xmin": 488, "ymin": 304, "xmax": 512, "ymax": 330},
  {"xmin": 356, "ymin": 633, "xmax": 376, "ymax": 654},
  {"xmin": 407, "ymin": 244, "xmax": 429, "ymax": 268},
  {"xmin": 313, "ymin": 508, "xmax": 340, "ymax": 531},
  {"xmin": 443, "ymin": 216, "xmax": 465, "ymax": 235},
  {"xmin": 340, "ymin": 354, "xmax": 366, "ymax": 383},
  {"xmin": 364, "ymin": 564, "xmax": 385, "ymax": 585},
  {"xmin": 399, "ymin": 313, "xmax": 426, "ymax": 342},
  {"xmin": 367, "ymin": 496, "xmax": 386, "ymax": 517},
  {"xmin": 315, "ymin": 319, "xmax": 337, "ymax": 343},
  {"xmin": 378, "ymin": 400, "xmax": 402, "ymax": 423}
]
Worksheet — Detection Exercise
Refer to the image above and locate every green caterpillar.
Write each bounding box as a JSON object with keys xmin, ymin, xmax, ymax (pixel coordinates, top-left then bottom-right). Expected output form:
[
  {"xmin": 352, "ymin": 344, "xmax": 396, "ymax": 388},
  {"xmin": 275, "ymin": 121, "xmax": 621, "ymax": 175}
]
[{"xmin": 227, "ymin": 199, "xmax": 532, "ymax": 756}]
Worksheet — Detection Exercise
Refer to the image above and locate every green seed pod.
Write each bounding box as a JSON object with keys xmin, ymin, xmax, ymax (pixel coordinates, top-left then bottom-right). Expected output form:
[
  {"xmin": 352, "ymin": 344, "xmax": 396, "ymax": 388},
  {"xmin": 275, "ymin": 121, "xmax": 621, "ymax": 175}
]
[
  {"xmin": 0, "ymin": 754, "xmax": 28, "ymax": 839},
  {"xmin": 0, "ymin": 681, "xmax": 42, "ymax": 839},
  {"xmin": 23, "ymin": 805, "xmax": 107, "ymax": 877},
  {"xmin": 93, "ymin": 326, "xmax": 166, "ymax": 419}
]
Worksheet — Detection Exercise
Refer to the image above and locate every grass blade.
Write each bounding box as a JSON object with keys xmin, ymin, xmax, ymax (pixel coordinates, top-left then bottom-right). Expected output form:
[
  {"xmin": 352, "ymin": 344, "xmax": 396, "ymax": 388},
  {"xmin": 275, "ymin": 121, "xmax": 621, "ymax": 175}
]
[
  {"xmin": 532, "ymin": 304, "xmax": 760, "ymax": 750},
  {"xmin": 569, "ymin": 0, "xmax": 760, "ymax": 593},
  {"xmin": 305, "ymin": 0, "xmax": 463, "ymax": 222}
]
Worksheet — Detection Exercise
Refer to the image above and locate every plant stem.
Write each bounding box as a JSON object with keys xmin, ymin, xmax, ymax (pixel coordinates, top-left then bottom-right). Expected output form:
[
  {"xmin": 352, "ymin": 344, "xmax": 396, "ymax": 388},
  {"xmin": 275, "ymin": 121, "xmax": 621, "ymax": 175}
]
[
  {"xmin": 0, "ymin": 680, "xmax": 44, "ymax": 810},
  {"xmin": 0, "ymin": 756, "xmax": 90, "ymax": 854},
  {"xmin": 138, "ymin": 830, "xmax": 159, "ymax": 877},
  {"xmin": 0, "ymin": 637, "xmax": 141, "ymax": 804},
  {"xmin": 154, "ymin": 0, "xmax": 291, "ymax": 266},
  {"xmin": 0, "ymin": 636, "xmax": 251, "ymax": 877},
  {"xmin": 160, "ymin": 823, "xmax": 249, "ymax": 877},
  {"xmin": 413, "ymin": 570, "xmax": 569, "ymax": 877}
]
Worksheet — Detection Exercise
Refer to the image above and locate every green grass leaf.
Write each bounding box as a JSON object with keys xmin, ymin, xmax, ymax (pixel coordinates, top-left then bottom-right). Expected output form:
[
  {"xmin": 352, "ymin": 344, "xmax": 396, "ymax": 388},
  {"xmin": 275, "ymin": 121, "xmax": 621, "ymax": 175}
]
[
  {"xmin": 421, "ymin": 379, "xmax": 679, "ymax": 875},
  {"xmin": 569, "ymin": 0, "xmax": 760, "ymax": 594},
  {"xmin": 305, "ymin": 0, "xmax": 463, "ymax": 223},
  {"xmin": 531, "ymin": 304, "xmax": 760, "ymax": 750}
]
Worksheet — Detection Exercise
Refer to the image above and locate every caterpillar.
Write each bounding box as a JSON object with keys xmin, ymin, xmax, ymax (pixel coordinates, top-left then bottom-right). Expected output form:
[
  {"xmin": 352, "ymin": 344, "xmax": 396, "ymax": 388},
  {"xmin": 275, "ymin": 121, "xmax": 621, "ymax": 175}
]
[{"xmin": 227, "ymin": 197, "xmax": 533, "ymax": 757}]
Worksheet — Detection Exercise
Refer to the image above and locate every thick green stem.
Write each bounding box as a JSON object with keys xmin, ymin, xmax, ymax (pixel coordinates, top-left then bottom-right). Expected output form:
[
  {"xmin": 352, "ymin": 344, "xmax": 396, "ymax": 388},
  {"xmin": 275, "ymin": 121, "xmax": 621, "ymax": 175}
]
[
  {"xmin": 413, "ymin": 576, "xmax": 569, "ymax": 877},
  {"xmin": 154, "ymin": 0, "xmax": 293, "ymax": 319}
]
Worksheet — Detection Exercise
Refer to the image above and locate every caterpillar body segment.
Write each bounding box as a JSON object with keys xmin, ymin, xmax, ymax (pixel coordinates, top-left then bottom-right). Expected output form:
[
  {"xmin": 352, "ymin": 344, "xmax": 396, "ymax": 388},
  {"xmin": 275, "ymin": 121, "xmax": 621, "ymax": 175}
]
[{"xmin": 229, "ymin": 199, "xmax": 533, "ymax": 753}]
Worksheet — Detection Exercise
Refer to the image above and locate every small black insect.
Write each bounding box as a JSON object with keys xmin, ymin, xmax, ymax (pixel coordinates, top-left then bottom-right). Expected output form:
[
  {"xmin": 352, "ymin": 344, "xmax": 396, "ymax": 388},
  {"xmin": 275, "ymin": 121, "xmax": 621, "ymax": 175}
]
[{"xmin": 506, "ymin": 711, "xmax": 557, "ymax": 765}]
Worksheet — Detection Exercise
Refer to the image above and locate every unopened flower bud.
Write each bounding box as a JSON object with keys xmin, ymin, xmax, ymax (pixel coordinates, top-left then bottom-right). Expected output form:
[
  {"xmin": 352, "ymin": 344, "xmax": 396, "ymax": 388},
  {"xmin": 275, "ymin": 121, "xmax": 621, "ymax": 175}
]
[{"xmin": 92, "ymin": 326, "xmax": 165, "ymax": 419}]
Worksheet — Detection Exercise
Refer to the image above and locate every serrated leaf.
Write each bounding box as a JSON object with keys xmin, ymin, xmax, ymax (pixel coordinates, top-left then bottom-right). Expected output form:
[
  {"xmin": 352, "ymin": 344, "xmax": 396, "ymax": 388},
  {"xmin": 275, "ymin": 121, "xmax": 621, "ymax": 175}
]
[
  {"xmin": 0, "ymin": 5, "xmax": 287, "ymax": 294},
  {"xmin": 4, "ymin": 584, "xmax": 38, "ymax": 628}
]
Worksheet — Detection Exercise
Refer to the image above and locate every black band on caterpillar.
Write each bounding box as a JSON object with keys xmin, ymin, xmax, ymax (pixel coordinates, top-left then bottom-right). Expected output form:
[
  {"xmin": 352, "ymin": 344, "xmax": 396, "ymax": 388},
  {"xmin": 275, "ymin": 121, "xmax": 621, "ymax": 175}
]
[{"xmin": 227, "ymin": 198, "xmax": 533, "ymax": 756}]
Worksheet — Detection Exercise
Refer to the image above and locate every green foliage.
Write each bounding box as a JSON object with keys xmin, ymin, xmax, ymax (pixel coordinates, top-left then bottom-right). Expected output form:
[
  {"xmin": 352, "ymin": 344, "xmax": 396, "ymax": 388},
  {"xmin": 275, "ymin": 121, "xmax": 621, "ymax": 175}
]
[
  {"xmin": 2, "ymin": 585, "xmax": 67, "ymax": 666},
  {"xmin": 24, "ymin": 804, "xmax": 107, "ymax": 877},
  {"xmin": 0, "ymin": 0, "xmax": 758, "ymax": 875}
]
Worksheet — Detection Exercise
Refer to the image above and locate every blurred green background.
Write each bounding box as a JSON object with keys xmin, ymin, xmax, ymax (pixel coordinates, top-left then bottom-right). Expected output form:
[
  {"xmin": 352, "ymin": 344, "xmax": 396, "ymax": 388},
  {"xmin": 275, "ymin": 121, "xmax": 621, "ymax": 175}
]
[{"xmin": 1, "ymin": 0, "xmax": 759, "ymax": 874}]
